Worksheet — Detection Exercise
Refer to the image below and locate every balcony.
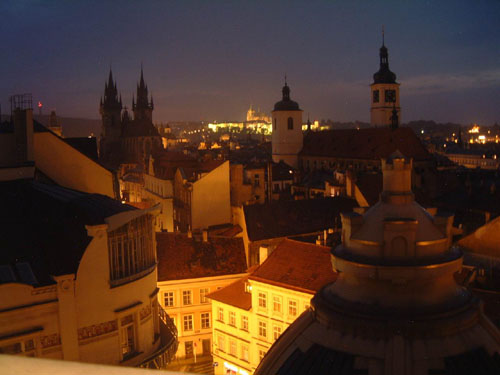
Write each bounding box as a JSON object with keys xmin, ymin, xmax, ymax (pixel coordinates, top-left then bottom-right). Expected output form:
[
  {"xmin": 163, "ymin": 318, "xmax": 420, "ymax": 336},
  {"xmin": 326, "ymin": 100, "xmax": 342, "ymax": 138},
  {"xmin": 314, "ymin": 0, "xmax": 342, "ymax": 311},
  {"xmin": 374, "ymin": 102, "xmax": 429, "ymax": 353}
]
[{"xmin": 138, "ymin": 305, "xmax": 178, "ymax": 369}]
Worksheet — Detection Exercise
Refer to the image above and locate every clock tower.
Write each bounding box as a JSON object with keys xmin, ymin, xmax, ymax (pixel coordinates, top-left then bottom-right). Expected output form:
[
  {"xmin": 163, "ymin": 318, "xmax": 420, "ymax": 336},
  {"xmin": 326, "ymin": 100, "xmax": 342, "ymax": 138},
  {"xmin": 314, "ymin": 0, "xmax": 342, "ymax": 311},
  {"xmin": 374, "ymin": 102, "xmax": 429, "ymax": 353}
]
[
  {"xmin": 370, "ymin": 32, "xmax": 401, "ymax": 127},
  {"xmin": 271, "ymin": 79, "xmax": 303, "ymax": 168}
]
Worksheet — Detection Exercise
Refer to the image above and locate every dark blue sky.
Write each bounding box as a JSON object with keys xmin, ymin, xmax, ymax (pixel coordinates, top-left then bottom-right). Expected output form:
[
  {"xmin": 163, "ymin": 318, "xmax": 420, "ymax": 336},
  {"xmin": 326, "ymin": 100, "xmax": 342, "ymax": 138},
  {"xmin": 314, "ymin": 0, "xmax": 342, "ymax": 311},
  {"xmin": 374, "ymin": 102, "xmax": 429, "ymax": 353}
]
[{"xmin": 1, "ymin": 0, "xmax": 499, "ymax": 124}]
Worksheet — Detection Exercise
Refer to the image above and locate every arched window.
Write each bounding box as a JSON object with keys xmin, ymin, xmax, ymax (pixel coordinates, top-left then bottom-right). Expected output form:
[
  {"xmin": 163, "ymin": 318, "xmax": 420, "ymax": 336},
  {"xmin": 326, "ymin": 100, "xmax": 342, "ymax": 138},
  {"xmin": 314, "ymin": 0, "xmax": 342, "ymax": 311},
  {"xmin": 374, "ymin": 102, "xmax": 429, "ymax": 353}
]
[
  {"xmin": 287, "ymin": 117, "xmax": 293, "ymax": 130},
  {"xmin": 273, "ymin": 118, "xmax": 277, "ymax": 131}
]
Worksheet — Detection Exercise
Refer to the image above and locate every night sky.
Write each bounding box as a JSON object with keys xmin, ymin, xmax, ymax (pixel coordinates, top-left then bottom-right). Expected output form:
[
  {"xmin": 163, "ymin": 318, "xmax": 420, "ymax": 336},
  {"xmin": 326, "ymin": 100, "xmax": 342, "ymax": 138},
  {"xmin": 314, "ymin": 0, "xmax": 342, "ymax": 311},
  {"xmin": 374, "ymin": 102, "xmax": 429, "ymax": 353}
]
[{"xmin": 1, "ymin": 0, "xmax": 499, "ymax": 125}]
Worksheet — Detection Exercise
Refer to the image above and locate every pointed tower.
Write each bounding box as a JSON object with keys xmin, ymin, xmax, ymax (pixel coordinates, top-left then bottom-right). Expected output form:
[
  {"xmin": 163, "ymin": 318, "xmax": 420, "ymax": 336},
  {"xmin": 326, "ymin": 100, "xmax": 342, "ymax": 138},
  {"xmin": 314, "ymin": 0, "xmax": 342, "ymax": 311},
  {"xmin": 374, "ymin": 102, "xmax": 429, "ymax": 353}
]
[
  {"xmin": 99, "ymin": 69, "xmax": 122, "ymax": 159},
  {"xmin": 370, "ymin": 29, "xmax": 401, "ymax": 127},
  {"xmin": 271, "ymin": 78, "xmax": 303, "ymax": 168},
  {"xmin": 133, "ymin": 67, "xmax": 153, "ymax": 122}
]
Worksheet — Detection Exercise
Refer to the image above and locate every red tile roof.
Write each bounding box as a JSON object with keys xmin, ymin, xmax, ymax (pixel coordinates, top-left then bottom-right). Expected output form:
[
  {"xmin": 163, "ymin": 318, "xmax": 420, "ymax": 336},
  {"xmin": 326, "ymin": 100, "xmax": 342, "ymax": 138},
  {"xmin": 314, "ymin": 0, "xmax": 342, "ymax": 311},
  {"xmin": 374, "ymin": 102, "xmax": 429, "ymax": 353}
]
[
  {"xmin": 249, "ymin": 239, "xmax": 338, "ymax": 293},
  {"xmin": 300, "ymin": 127, "xmax": 431, "ymax": 161},
  {"xmin": 243, "ymin": 197, "xmax": 357, "ymax": 242},
  {"xmin": 206, "ymin": 276, "xmax": 252, "ymax": 310},
  {"xmin": 156, "ymin": 233, "xmax": 247, "ymax": 281}
]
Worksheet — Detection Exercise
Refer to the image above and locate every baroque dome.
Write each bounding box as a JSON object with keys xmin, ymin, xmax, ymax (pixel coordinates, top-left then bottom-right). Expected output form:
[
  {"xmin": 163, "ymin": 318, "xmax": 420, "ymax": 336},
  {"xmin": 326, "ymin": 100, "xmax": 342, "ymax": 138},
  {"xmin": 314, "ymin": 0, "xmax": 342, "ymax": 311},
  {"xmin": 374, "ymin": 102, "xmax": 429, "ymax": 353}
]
[{"xmin": 255, "ymin": 152, "xmax": 500, "ymax": 375}]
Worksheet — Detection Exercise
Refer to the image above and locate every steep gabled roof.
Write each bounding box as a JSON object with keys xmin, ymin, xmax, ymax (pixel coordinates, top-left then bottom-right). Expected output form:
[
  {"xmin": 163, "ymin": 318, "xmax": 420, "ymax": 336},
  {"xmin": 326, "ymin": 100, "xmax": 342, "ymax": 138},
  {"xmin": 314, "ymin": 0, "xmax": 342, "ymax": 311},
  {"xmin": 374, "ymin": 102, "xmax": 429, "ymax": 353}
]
[{"xmin": 249, "ymin": 239, "xmax": 337, "ymax": 294}]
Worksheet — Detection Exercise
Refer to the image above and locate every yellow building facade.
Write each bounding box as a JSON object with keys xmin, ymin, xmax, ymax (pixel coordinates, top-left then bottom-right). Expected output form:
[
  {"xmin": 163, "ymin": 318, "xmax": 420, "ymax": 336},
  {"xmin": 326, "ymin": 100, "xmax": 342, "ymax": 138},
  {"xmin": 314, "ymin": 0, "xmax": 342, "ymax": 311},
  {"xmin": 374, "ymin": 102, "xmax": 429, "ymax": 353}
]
[
  {"xmin": 156, "ymin": 233, "xmax": 247, "ymax": 360},
  {"xmin": 209, "ymin": 240, "xmax": 337, "ymax": 375}
]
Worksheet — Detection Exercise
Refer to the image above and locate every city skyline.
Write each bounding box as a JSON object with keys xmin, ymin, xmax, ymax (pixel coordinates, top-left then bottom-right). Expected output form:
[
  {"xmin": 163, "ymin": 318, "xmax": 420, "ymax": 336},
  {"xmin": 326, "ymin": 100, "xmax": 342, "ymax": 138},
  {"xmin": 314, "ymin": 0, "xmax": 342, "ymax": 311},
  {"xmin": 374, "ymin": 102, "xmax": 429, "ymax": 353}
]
[{"xmin": 1, "ymin": 1, "xmax": 499, "ymax": 125}]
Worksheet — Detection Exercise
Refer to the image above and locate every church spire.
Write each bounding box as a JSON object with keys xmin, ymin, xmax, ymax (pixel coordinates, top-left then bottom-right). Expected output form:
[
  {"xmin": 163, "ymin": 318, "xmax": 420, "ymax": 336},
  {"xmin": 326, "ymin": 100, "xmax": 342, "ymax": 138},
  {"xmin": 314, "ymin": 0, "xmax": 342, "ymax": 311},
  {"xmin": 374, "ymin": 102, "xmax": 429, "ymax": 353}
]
[{"xmin": 100, "ymin": 68, "xmax": 121, "ymax": 114}]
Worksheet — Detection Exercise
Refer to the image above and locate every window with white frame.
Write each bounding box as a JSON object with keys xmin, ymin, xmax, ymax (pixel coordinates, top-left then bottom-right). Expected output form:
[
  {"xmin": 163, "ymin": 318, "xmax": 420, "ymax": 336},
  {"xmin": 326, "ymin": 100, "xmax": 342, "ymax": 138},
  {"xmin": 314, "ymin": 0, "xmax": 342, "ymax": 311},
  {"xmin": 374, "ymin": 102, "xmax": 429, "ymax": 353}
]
[
  {"xmin": 108, "ymin": 215, "xmax": 155, "ymax": 283},
  {"xmin": 163, "ymin": 291, "xmax": 174, "ymax": 307},
  {"xmin": 182, "ymin": 290, "xmax": 192, "ymax": 305},
  {"xmin": 288, "ymin": 299, "xmax": 297, "ymax": 316},
  {"xmin": 258, "ymin": 321, "xmax": 267, "ymax": 338},
  {"xmin": 199, "ymin": 288, "xmax": 209, "ymax": 304},
  {"xmin": 120, "ymin": 314, "xmax": 136, "ymax": 359},
  {"xmin": 241, "ymin": 344, "xmax": 249, "ymax": 362},
  {"xmin": 258, "ymin": 292, "xmax": 267, "ymax": 309},
  {"xmin": 273, "ymin": 325, "xmax": 282, "ymax": 340},
  {"xmin": 217, "ymin": 307, "xmax": 224, "ymax": 322},
  {"xmin": 201, "ymin": 312, "xmax": 211, "ymax": 329},
  {"xmin": 229, "ymin": 339, "xmax": 237, "ymax": 356},
  {"xmin": 259, "ymin": 349, "xmax": 266, "ymax": 362},
  {"xmin": 217, "ymin": 334, "xmax": 225, "ymax": 352},
  {"xmin": 241, "ymin": 315, "xmax": 249, "ymax": 331},
  {"xmin": 183, "ymin": 315, "xmax": 193, "ymax": 331},
  {"xmin": 229, "ymin": 311, "xmax": 236, "ymax": 326},
  {"xmin": 273, "ymin": 295, "xmax": 282, "ymax": 313}
]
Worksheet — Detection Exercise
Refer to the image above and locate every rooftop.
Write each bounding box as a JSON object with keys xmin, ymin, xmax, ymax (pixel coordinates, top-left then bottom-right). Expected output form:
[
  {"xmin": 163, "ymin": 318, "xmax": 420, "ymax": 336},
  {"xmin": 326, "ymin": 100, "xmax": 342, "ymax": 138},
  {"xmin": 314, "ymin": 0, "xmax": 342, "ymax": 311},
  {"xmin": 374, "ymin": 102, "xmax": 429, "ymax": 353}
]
[
  {"xmin": 0, "ymin": 179, "xmax": 135, "ymax": 286},
  {"xmin": 300, "ymin": 127, "xmax": 431, "ymax": 161},
  {"xmin": 243, "ymin": 196, "xmax": 357, "ymax": 242},
  {"xmin": 156, "ymin": 233, "xmax": 247, "ymax": 281},
  {"xmin": 249, "ymin": 239, "xmax": 338, "ymax": 294},
  {"xmin": 206, "ymin": 276, "xmax": 252, "ymax": 310}
]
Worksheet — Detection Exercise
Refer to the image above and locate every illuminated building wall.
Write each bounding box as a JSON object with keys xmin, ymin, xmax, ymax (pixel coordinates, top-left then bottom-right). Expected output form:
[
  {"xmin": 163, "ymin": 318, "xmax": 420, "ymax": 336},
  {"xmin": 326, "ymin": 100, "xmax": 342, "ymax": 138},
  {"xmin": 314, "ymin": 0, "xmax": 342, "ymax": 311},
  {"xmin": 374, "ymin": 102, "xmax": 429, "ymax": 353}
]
[{"xmin": 209, "ymin": 240, "xmax": 337, "ymax": 375}]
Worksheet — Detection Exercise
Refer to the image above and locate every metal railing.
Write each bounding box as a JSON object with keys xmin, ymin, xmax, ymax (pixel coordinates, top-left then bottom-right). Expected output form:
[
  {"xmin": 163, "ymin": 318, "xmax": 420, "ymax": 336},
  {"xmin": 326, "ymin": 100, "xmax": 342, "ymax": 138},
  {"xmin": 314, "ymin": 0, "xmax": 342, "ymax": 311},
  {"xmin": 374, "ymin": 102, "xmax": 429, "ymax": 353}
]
[{"xmin": 139, "ymin": 305, "xmax": 178, "ymax": 369}]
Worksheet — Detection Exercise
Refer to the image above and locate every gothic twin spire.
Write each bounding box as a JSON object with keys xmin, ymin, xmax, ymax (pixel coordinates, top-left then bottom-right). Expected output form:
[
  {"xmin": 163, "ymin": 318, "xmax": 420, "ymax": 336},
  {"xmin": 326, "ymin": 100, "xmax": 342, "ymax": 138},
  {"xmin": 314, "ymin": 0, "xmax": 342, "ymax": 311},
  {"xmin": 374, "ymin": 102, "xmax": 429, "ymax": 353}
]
[{"xmin": 100, "ymin": 67, "xmax": 153, "ymax": 113}]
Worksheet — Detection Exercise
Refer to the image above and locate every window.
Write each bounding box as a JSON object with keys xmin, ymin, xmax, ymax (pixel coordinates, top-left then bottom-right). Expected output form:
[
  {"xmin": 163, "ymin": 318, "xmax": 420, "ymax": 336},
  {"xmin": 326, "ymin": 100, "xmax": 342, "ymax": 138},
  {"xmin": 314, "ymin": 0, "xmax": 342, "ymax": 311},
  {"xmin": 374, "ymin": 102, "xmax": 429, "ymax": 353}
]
[
  {"xmin": 373, "ymin": 89, "xmax": 379, "ymax": 103},
  {"xmin": 229, "ymin": 339, "xmax": 237, "ymax": 356},
  {"xmin": 182, "ymin": 290, "xmax": 192, "ymax": 305},
  {"xmin": 385, "ymin": 89, "xmax": 396, "ymax": 103},
  {"xmin": 241, "ymin": 344, "xmax": 249, "ymax": 362},
  {"xmin": 200, "ymin": 288, "xmax": 209, "ymax": 304},
  {"xmin": 254, "ymin": 174, "xmax": 260, "ymax": 187},
  {"xmin": 163, "ymin": 292, "xmax": 174, "ymax": 307},
  {"xmin": 120, "ymin": 314, "xmax": 136, "ymax": 359},
  {"xmin": 258, "ymin": 321, "xmax": 267, "ymax": 338},
  {"xmin": 229, "ymin": 311, "xmax": 236, "ymax": 326},
  {"xmin": 259, "ymin": 349, "xmax": 266, "ymax": 362},
  {"xmin": 287, "ymin": 117, "xmax": 293, "ymax": 130},
  {"xmin": 258, "ymin": 292, "xmax": 267, "ymax": 309},
  {"xmin": 183, "ymin": 315, "xmax": 193, "ymax": 331},
  {"xmin": 273, "ymin": 118, "xmax": 276, "ymax": 131},
  {"xmin": 217, "ymin": 334, "xmax": 225, "ymax": 352},
  {"xmin": 289, "ymin": 300, "xmax": 297, "ymax": 316},
  {"xmin": 185, "ymin": 341, "xmax": 194, "ymax": 358},
  {"xmin": 273, "ymin": 296, "xmax": 282, "ymax": 313},
  {"xmin": 241, "ymin": 315, "xmax": 249, "ymax": 331},
  {"xmin": 201, "ymin": 312, "xmax": 211, "ymax": 329},
  {"xmin": 273, "ymin": 325, "xmax": 282, "ymax": 340},
  {"xmin": 217, "ymin": 307, "xmax": 224, "ymax": 322},
  {"xmin": 108, "ymin": 215, "xmax": 155, "ymax": 284}
]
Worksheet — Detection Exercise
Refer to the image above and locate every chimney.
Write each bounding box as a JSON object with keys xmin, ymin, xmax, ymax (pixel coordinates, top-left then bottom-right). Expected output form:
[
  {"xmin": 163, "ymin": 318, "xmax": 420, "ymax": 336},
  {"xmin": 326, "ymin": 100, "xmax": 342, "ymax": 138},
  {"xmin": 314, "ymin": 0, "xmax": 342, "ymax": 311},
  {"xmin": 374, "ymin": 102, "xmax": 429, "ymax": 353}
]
[
  {"xmin": 259, "ymin": 245, "xmax": 269, "ymax": 265},
  {"xmin": 202, "ymin": 229, "xmax": 208, "ymax": 242},
  {"xmin": 13, "ymin": 107, "xmax": 34, "ymax": 164},
  {"xmin": 316, "ymin": 235, "xmax": 322, "ymax": 246}
]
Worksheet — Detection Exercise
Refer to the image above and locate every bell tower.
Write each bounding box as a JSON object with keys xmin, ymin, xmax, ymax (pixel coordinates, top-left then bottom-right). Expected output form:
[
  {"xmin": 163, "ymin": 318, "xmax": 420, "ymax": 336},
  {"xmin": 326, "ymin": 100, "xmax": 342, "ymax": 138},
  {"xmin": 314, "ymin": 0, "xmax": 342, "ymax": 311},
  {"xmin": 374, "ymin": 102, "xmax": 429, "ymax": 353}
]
[
  {"xmin": 271, "ymin": 78, "xmax": 303, "ymax": 168},
  {"xmin": 370, "ymin": 29, "xmax": 401, "ymax": 127}
]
